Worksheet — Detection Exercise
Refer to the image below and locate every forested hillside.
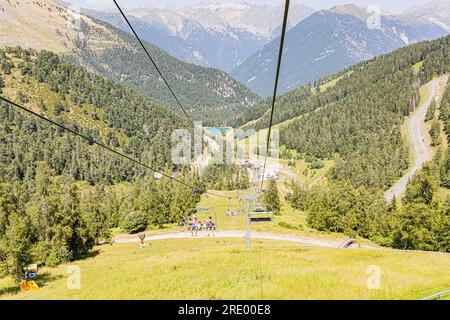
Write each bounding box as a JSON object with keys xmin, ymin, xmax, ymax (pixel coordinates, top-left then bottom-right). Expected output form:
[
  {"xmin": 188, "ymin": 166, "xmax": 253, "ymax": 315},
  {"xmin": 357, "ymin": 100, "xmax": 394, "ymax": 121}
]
[
  {"xmin": 0, "ymin": 0, "xmax": 261, "ymax": 126},
  {"xmin": 280, "ymin": 35, "xmax": 450, "ymax": 189},
  {"xmin": 0, "ymin": 47, "xmax": 205, "ymax": 278},
  {"xmin": 69, "ymin": 20, "xmax": 261, "ymax": 126},
  {"xmin": 0, "ymin": 48, "xmax": 188, "ymax": 174},
  {"xmin": 285, "ymin": 35, "xmax": 450, "ymax": 252}
]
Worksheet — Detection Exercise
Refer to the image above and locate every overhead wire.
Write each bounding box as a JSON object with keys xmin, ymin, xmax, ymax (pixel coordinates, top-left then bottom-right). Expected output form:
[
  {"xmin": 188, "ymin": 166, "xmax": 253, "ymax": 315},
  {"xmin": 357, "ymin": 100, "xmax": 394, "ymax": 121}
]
[
  {"xmin": 0, "ymin": 95, "xmax": 229, "ymax": 198},
  {"xmin": 113, "ymin": 0, "xmax": 221, "ymax": 196},
  {"xmin": 113, "ymin": 0, "xmax": 195, "ymax": 127},
  {"xmin": 1, "ymin": 1, "xmax": 291, "ymax": 201},
  {"xmin": 260, "ymin": 0, "xmax": 290, "ymax": 191}
]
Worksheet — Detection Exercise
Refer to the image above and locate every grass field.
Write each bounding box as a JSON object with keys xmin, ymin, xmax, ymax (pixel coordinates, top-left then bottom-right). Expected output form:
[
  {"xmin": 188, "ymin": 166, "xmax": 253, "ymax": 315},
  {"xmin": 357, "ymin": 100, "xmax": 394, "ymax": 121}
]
[
  {"xmin": 317, "ymin": 71, "xmax": 354, "ymax": 93},
  {"xmin": 1, "ymin": 238, "xmax": 449, "ymax": 300}
]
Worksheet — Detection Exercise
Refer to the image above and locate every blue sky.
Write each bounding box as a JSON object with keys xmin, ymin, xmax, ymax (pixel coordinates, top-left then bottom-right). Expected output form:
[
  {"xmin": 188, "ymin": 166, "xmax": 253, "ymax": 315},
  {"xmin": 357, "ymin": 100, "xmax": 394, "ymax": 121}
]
[{"xmin": 65, "ymin": 0, "xmax": 438, "ymax": 13}]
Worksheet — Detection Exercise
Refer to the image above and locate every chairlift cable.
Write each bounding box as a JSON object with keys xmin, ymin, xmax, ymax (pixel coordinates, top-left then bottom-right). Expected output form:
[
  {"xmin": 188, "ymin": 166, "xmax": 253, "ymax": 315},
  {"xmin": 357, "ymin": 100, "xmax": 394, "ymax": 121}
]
[
  {"xmin": 113, "ymin": 0, "xmax": 195, "ymax": 127},
  {"xmin": 260, "ymin": 0, "xmax": 290, "ymax": 191},
  {"xmin": 0, "ymin": 95, "xmax": 230, "ymax": 199},
  {"xmin": 114, "ymin": 0, "xmax": 224, "ymax": 195}
]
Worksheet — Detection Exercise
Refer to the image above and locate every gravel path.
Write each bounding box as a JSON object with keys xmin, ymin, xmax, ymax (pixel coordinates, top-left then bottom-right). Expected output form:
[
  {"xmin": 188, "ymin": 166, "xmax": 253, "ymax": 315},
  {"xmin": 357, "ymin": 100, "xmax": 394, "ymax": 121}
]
[
  {"xmin": 114, "ymin": 230, "xmax": 342, "ymax": 248},
  {"xmin": 385, "ymin": 79, "xmax": 438, "ymax": 202}
]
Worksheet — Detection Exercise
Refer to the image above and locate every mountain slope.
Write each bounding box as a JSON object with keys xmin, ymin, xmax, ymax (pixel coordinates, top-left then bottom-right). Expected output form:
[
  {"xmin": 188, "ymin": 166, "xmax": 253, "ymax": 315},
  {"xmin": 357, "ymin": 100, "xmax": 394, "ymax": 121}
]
[
  {"xmin": 86, "ymin": 3, "xmax": 315, "ymax": 73},
  {"xmin": 84, "ymin": 8, "xmax": 266, "ymax": 73},
  {"xmin": 231, "ymin": 5, "xmax": 448, "ymax": 97},
  {"xmin": 0, "ymin": 0, "xmax": 260, "ymax": 125},
  {"xmin": 255, "ymin": 35, "xmax": 450, "ymax": 191},
  {"xmin": 403, "ymin": 0, "xmax": 450, "ymax": 32},
  {"xmin": 0, "ymin": 47, "xmax": 189, "ymax": 179}
]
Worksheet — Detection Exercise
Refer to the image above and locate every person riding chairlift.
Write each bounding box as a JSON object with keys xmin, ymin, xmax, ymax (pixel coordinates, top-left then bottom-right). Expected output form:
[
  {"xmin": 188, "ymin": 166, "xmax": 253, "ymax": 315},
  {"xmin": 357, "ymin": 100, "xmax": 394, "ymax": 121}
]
[
  {"xmin": 206, "ymin": 216, "xmax": 215, "ymax": 237},
  {"xmin": 190, "ymin": 215, "xmax": 199, "ymax": 237}
]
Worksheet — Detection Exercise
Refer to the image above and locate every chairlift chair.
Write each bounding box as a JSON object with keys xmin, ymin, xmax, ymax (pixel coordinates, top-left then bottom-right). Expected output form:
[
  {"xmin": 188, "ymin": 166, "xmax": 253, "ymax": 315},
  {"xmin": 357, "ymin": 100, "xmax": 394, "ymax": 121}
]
[
  {"xmin": 194, "ymin": 206, "xmax": 217, "ymax": 230},
  {"xmin": 250, "ymin": 203, "xmax": 274, "ymax": 223},
  {"xmin": 225, "ymin": 196, "xmax": 246, "ymax": 217}
]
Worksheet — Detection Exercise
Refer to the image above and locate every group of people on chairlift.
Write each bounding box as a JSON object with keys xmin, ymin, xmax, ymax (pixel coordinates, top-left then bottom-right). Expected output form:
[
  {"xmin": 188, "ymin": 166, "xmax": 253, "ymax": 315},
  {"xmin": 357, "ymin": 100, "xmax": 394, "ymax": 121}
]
[{"xmin": 190, "ymin": 215, "xmax": 215, "ymax": 237}]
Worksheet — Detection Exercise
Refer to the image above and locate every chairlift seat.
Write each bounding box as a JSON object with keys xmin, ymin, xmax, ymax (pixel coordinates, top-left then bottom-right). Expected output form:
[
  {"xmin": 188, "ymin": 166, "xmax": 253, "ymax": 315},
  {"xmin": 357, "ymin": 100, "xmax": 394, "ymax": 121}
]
[{"xmin": 250, "ymin": 210, "xmax": 274, "ymax": 223}]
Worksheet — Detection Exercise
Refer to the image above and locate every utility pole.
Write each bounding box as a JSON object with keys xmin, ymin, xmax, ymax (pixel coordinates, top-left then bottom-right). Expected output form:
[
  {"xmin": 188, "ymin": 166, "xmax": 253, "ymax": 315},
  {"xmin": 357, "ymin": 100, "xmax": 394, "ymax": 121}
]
[
  {"xmin": 243, "ymin": 194, "xmax": 258, "ymax": 250},
  {"xmin": 243, "ymin": 192, "xmax": 272, "ymax": 249},
  {"xmin": 246, "ymin": 198, "xmax": 251, "ymax": 250}
]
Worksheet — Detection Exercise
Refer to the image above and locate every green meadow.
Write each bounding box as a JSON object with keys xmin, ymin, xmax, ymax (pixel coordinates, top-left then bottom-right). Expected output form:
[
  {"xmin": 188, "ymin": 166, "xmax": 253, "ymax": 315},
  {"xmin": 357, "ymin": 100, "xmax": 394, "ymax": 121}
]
[{"xmin": 1, "ymin": 238, "xmax": 449, "ymax": 300}]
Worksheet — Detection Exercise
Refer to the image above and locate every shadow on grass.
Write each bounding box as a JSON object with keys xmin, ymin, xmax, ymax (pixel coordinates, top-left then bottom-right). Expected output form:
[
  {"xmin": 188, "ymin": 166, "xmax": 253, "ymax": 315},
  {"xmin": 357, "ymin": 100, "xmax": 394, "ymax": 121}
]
[
  {"xmin": 83, "ymin": 249, "xmax": 100, "ymax": 260},
  {"xmin": 0, "ymin": 285, "xmax": 18, "ymax": 297},
  {"xmin": 36, "ymin": 271, "xmax": 64, "ymax": 289}
]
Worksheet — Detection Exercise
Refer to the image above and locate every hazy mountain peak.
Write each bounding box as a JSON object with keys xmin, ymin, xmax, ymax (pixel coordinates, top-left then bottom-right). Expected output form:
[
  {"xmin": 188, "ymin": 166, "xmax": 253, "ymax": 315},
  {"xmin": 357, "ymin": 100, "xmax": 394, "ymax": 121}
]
[
  {"xmin": 402, "ymin": 0, "xmax": 450, "ymax": 32},
  {"xmin": 231, "ymin": 3, "xmax": 449, "ymax": 97},
  {"xmin": 328, "ymin": 4, "xmax": 369, "ymax": 21},
  {"xmin": 406, "ymin": 0, "xmax": 450, "ymax": 14},
  {"xmin": 177, "ymin": 2, "xmax": 316, "ymax": 38},
  {"xmin": 0, "ymin": 0, "xmax": 117, "ymax": 53}
]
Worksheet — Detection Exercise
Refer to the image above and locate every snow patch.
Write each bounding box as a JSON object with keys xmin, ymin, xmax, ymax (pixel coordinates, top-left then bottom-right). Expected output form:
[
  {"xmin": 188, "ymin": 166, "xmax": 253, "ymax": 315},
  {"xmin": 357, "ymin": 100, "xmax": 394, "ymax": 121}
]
[{"xmin": 400, "ymin": 33, "xmax": 409, "ymax": 45}]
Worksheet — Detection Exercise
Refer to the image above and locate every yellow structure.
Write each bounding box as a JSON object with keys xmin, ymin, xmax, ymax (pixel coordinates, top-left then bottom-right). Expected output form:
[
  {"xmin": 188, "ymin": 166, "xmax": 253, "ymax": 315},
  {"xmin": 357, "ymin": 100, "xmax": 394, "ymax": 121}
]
[
  {"xmin": 19, "ymin": 264, "xmax": 40, "ymax": 292},
  {"xmin": 19, "ymin": 280, "xmax": 39, "ymax": 292}
]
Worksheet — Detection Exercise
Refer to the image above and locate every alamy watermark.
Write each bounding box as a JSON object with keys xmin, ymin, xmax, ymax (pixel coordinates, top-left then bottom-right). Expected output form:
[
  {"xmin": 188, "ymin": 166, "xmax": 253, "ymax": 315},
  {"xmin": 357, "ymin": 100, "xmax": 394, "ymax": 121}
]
[
  {"xmin": 66, "ymin": 265, "xmax": 81, "ymax": 290},
  {"xmin": 366, "ymin": 265, "xmax": 381, "ymax": 290},
  {"xmin": 67, "ymin": 5, "xmax": 82, "ymax": 31},
  {"xmin": 170, "ymin": 122, "xmax": 280, "ymax": 169},
  {"xmin": 367, "ymin": 5, "xmax": 382, "ymax": 30}
]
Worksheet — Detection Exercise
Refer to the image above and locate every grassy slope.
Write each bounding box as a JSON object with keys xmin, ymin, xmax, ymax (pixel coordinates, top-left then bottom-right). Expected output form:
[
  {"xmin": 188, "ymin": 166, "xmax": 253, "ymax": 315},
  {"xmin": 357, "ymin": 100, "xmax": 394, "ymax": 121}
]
[
  {"xmin": 240, "ymin": 71, "xmax": 349, "ymax": 131},
  {"xmin": 4, "ymin": 169, "xmax": 447, "ymax": 300},
  {"xmin": 1, "ymin": 239, "xmax": 449, "ymax": 300},
  {"xmin": 0, "ymin": 0, "xmax": 118, "ymax": 53},
  {"xmin": 2, "ymin": 54, "xmax": 128, "ymax": 145}
]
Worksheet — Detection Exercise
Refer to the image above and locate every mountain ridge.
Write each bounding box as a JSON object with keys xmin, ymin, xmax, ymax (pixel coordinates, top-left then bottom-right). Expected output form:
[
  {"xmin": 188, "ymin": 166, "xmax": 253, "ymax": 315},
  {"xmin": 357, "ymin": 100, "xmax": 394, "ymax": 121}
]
[
  {"xmin": 0, "ymin": 0, "xmax": 261, "ymax": 126},
  {"xmin": 81, "ymin": 2, "xmax": 316, "ymax": 72},
  {"xmin": 403, "ymin": 0, "xmax": 450, "ymax": 31},
  {"xmin": 231, "ymin": 4, "xmax": 449, "ymax": 97}
]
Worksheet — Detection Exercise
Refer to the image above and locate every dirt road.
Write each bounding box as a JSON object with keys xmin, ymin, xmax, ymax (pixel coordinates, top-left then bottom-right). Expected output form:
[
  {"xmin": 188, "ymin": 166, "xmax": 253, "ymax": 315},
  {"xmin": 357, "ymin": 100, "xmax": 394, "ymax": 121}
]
[
  {"xmin": 385, "ymin": 79, "xmax": 438, "ymax": 202},
  {"xmin": 114, "ymin": 230, "xmax": 343, "ymax": 248}
]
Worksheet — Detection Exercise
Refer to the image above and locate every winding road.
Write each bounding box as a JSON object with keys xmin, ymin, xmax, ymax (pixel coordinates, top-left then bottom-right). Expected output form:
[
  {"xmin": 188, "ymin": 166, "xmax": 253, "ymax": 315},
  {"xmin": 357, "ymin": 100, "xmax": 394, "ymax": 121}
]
[{"xmin": 385, "ymin": 79, "xmax": 438, "ymax": 202}]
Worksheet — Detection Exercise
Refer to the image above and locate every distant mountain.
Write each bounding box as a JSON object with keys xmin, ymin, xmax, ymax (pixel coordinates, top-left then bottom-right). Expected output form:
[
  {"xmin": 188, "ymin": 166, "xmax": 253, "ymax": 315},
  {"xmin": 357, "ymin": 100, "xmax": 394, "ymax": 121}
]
[
  {"xmin": 175, "ymin": 2, "xmax": 316, "ymax": 39},
  {"xmin": 0, "ymin": 0, "xmax": 261, "ymax": 125},
  {"xmin": 84, "ymin": 8, "xmax": 266, "ymax": 72},
  {"xmin": 231, "ymin": 4, "xmax": 449, "ymax": 97},
  {"xmin": 84, "ymin": 3, "xmax": 315, "ymax": 72},
  {"xmin": 402, "ymin": 0, "xmax": 450, "ymax": 32}
]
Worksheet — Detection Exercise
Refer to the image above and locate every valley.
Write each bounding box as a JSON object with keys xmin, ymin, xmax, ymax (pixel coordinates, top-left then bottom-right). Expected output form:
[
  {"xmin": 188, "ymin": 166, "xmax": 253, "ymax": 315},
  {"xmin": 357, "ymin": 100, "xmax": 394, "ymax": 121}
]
[
  {"xmin": 0, "ymin": 0, "xmax": 449, "ymax": 302},
  {"xmin": 0, "ymin": 0, "xmax": 261, "ymax": 125}
]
